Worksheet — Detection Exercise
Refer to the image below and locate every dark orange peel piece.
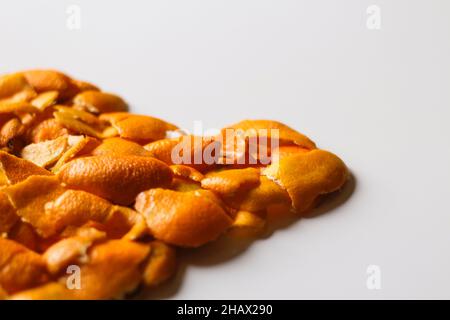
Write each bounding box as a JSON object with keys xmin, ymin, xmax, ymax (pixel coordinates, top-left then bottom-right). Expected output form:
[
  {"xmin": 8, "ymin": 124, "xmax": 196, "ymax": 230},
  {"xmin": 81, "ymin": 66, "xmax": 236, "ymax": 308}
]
[
  {"xmin": 0, "ymin": 191, "xmax": 18, "ymax": 235},
  {"xmin": 142, "ymin": 241, "xmax": 177, "ymax": 287}
]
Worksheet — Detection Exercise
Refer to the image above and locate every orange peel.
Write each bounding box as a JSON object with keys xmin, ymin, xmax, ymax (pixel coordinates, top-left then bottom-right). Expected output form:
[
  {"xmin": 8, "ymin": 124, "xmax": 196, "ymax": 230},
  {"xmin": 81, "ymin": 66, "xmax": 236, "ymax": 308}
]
[
  {"xmin": 135, "ymin": 188, "xmax": 232, "ymax": 247},
  {"xmin": 0, "ymin": 73, "xmax": 36, "ymax": 103},
  {"xmin": 222, "ymin": 119, "xmax": 316, "ymax": 149},
  {"xmin": 22, "ymin": 70, "xmax": 79, "ymax": 100},
  {"xmin": 0, "ymin": 191, "xmax": 18, "ymax": 235},
  {"xmin": 73, "ymin": 91, "xmax": 128, "ymax": 114},
  {"xmin": 91, "ymin": 137, "xmax": 152, "ymax": 157},
  {"xmin": 201, "ymin": 167, "xmax": 260, "ymax": 196},
  {"xmin": 142, "ymin": 241, "xmax": 177, "ymax": 287},
  {"xmin": 43, "ymin": 227, "xmax": 107, "ymax": 275},
  {"xmin": 20, "ymin": 135, "xmax": 69, "ymax": 168},
  {"xmin": 57, "ymin": 155, "xmax": 173, "ymax": 205},
  {"xmin": 105, "ymin": 113, "xmax": 178, "ymax": 143},
  {"xmin": 29, "ymin": 118, "xmax": 69, "ymax": 143},
  {"xmin": 0, "ymin": 238, "xmax": 49, "ymax": 294},
  {"xmin": 263, "ymin": 149, "xmax": 348, "ymax": 213},
  {"xmin": 0, "ymin": 151, "xmax": 52, "ymax": 186}
]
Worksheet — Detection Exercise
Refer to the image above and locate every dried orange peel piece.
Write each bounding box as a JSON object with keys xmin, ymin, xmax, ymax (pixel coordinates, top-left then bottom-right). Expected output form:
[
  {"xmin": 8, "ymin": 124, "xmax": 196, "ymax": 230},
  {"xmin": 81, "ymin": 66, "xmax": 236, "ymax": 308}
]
[
  {"xmin": 0, "ymin": 151, "xmax": 52, "ymax": 186},
  {"xmin": 43, "ymin": 227, "xmax": 107, "ymax": 275},
  {"xmin": 0, "ymin": 73, "xmax": 36, "ymax": 103},
  {"xmin": 29, "ymin": 118, "xmax": 69, "ymax": 143},
  {"xmin": 51, "ymin": 135, "xmax": 99, "ymax": 173},
  {"xmin": 91, "ymin": 137, "xmax": 153, "ymax": 157},
  {"xmin": 135, "ymin": 188, "xmax": 232, "ymax": 247},
  {"xmin": 0, "ymin": 191, "xmax": 18, "ymax": 235},
  {"xmin": 170, "ymin": 164, "xmax": 204, "ymax": 183},
  {"xmin": 101, "ymin": 113, "xmax": 178, "ymax": 143},
  {"xmin": 22, "ymin": 70, "xmax": 79, "ymax": 100},
  {"xmin": 7, "ymin": 222, "xmax": 40, "ymax": 252},
  {"xmin": 142, "ymin": 241, "xmax": 177, "ymax": 287},
  {"xmin": 224, "ymin": 175, "xmax": 291, "ymax": 212},
  {"xmin": 0, "ymin": 101, "xmax": 39, "ymax": 114},
  {"xmin": 73, "ymin": 91, "xmax": 128, "ymax": 114},
  {"xmin": 43, "ymin": 189, "xmax": 137, "ymax": 238},
  {"xmin": 20, "ymin": 135, "xmax": 69, "ymax": 168},
  {"xmin": 53, "ymin": 109, "xmax": 102, "ymax": 138},
  {"xmin": 2, "ymin": 176, "xmax": 65, "ymax": 238},
  {"xmin": 263, "ymin": 149, "xmax": 348, "ymax": 213},
  {"xmin": 0, "ymin": 118, "xmax": 25, "ymax": 149},
  {"xmin": 57, "ymin": 155, "xmax": 173, "ymax": 205},
  {"xmin": 30, "ymin": 91, "xmax": 59, "ymax": 111},
  {"xmin": 222, "ymin": 119, "xmax": 317, "ymax": 149},
  {"xmin": 0, "ymin": 238, "xmax": 49, "ymax": 294},
  {"xmin": 229, "ymin": 210, "xmax": 267, "ymax": 237},
  {"xmin": 201, "ymin": 167, "xmax": 261, "ymax": 196}
]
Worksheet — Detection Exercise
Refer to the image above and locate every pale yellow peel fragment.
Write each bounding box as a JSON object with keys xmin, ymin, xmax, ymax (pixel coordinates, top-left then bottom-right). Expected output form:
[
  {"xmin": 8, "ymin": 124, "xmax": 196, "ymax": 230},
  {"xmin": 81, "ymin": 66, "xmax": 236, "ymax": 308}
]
[
  {"xmin": 21, "ymin": 136, "xmax": 69, "ymax": 168},
  {"xmin": 30, "ymin": 91, "xmax": 58, "ymax": 110}
]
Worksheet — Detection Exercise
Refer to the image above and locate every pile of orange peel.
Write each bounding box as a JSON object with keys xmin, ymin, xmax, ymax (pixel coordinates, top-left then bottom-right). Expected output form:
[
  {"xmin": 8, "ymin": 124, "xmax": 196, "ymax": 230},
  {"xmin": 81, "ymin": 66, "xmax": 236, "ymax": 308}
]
[{"xmin": 0, "ymin": 70, "xmax": 348, "ymax": 299}]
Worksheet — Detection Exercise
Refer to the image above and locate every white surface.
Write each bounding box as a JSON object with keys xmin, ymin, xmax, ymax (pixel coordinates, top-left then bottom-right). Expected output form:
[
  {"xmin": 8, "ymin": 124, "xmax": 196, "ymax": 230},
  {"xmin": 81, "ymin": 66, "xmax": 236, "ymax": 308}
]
[{"xmin": 1, "ymin": 0, "xmax": 450, "ymax": 299}]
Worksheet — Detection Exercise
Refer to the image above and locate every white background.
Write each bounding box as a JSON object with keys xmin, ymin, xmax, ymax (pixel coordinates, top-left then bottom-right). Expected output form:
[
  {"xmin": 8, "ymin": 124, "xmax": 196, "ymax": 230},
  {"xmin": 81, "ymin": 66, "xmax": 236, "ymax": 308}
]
[{"xmin": 1, "ymin": 0, "xmax": 450, "ymax": 299}]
